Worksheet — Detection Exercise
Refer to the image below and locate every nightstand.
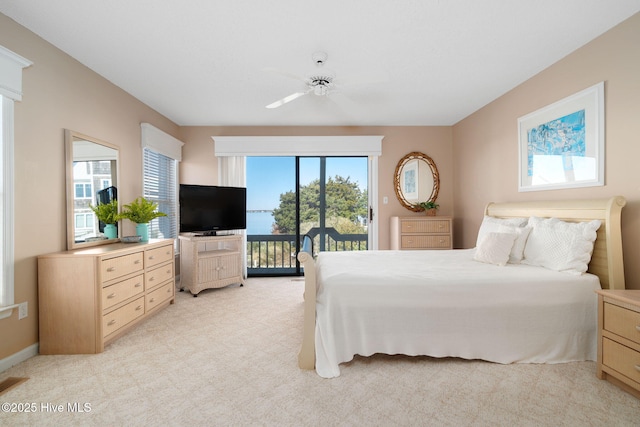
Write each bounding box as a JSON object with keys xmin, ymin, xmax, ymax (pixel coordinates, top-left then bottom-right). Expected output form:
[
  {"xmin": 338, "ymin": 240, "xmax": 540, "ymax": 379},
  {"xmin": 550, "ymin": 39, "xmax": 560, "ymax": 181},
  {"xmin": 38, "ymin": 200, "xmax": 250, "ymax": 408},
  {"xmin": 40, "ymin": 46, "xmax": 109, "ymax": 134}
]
[{"xmin": 595, "ymin": 289, "xmax": 640, "ymax": 399}]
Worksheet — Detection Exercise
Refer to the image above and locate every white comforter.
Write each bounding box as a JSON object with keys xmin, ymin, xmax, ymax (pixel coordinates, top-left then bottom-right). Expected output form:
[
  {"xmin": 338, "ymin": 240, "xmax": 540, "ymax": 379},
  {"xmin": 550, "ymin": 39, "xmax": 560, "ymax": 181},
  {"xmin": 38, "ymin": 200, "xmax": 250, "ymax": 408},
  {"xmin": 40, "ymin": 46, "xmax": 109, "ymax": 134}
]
[{"xmin": 314, "ymin": 249, "xmax": 601, "ymax": 378}]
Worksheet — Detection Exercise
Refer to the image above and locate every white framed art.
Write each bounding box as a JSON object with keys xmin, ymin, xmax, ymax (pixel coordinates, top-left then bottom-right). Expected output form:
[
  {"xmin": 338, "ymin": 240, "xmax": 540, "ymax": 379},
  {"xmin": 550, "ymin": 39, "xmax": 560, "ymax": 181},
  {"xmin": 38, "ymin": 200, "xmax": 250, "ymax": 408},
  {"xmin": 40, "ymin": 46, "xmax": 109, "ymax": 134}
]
[
  {"xmin": 401, "ymin": 159, "xmax": 418, "ymax": 201},
  {"xmin": 518, "ymin": 81, "xmax": 604, "ymax": 192}
]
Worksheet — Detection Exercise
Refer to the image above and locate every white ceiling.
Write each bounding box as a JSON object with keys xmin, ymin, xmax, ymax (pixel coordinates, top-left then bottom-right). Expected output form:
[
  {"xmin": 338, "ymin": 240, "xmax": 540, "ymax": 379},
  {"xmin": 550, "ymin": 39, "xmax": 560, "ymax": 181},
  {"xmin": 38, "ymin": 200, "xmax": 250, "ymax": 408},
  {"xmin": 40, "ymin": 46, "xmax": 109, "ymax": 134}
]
[{"xmin": 1, "ymin": 1, "xmax": 639, "ymax": 126}]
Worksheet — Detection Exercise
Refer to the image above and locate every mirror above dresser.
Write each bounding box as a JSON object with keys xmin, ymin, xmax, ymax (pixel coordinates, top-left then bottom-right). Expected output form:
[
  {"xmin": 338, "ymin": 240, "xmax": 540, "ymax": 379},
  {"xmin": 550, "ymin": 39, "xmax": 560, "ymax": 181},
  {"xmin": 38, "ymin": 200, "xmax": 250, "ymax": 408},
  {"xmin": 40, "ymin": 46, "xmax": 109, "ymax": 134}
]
[
  {"xmin": 393, "ymin": 151, "xmax": 440, "ymax": 212},
  {"xmin": 65, "ymin": 130, "xmax": 120, "ymax": 250}
]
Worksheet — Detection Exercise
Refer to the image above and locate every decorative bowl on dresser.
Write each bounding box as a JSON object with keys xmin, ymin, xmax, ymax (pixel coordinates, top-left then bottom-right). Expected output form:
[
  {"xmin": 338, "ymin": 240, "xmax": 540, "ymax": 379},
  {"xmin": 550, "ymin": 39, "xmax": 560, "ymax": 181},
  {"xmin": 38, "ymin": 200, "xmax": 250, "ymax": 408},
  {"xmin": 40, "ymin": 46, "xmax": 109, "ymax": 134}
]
[
  {"xmin": 37, "ymin": 239, "xmax": 175, "ymax": 354},
  {"xmin": 595, "ymin": 289, "xmax": 640, "ymax": 399}
]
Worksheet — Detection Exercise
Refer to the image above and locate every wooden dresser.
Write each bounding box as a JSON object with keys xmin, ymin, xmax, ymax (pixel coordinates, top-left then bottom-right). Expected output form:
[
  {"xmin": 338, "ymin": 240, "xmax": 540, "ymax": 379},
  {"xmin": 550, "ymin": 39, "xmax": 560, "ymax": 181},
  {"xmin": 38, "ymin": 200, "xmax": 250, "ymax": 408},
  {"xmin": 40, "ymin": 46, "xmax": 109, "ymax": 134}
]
[
  {"xmin": 596, "ymin": 289, "xmax": 640, "ymax": 399},
  {"xmin": 38, "ymin": 239, "xmax": 175, "ymax": 354},
  {"xmin": 390, "ymin": 216, "xmax": 452, "ymax": 250}
]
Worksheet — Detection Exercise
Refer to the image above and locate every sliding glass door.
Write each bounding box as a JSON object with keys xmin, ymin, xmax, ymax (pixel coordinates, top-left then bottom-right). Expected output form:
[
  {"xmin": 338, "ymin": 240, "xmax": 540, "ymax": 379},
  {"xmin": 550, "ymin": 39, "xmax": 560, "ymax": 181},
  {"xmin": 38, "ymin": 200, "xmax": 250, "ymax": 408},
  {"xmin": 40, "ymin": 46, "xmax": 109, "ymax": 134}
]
[{"xmin": 246, "ymin": 156, "xmax": 368, "ymax": 276}]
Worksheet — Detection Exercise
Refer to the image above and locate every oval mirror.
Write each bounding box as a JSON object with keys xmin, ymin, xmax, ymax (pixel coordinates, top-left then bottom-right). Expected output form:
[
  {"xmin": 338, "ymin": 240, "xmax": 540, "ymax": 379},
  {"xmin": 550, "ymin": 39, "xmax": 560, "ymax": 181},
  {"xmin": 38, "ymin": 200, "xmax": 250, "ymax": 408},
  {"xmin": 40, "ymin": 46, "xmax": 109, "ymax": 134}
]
[
  {"xmin": 65, "ymin": 130, "xmax": 120, "ymax": 250},
  {"xmin": 393, "ymin": 151, "xmax": 440, "ymax": 212}
]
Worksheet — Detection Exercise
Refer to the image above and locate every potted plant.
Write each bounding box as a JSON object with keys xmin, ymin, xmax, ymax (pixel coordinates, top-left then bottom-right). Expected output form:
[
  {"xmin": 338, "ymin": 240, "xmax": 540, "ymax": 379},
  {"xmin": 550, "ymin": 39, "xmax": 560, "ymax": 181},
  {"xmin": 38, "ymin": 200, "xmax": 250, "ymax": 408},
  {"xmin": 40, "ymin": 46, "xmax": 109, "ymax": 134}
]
[
  {"xmin": 90, "ymin": 199, "xmax": 119, "ymax": 239},
  {"xmin": 118, "ymin": 197, "xmax": 167, "ymax": 242},
  {"xmin": 414, "ymin": 201, "xmax": 439, "ymax": 216}
]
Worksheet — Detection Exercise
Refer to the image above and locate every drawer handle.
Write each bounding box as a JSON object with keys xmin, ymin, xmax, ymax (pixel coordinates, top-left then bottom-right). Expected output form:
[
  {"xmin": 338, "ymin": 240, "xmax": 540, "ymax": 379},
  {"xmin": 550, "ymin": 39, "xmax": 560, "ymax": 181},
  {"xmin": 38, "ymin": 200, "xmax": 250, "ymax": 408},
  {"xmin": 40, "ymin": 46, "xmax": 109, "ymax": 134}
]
[
  {"xmin": 107, "ymin": 320, "xmax": 116, "ymax": 326},
  {"xmin": 149, "ymin": 277, "xmax": 155, "ymax": 282},
  {"xmin": 166, "ymin": 269, "xmax": 171, "ymax": 274},
  {"xmin": 149, "ymin": 255, "xmax": 155, "ymax": 260},
  {"xmin": 135, "ymin": 260, "xmax": 141, "ymax": 264},
  {"xmin": 107, "ymin": 267, "xmax": 116, "ymax": 272},
  {"xmin": 135, "ymin": 283, "xmax": 142, "ymax": 288},
  {"xmin": 166, "ymin": 250, "xmax": 171, "ymax": 255},
  {"xmin": 107, "ymin": 293, "xmax": 116, "ymax": 299},
  {"xmin": 136, "ymin": 305, "xmax": 143, "ymax": 311},
  {"xmin": 636, "ymin": 325, "xmax": 640, "ymax": 332},
  {"xmin": 167, "ymin": 288, "xmax": 171, "ymax": 293},
  {"xmin": 149, "ymin": 298, "xmax": 155, "ymax": 303},
  {"xmin": 439, "ymin": 239, "xmax": 445, "ymax": 243}
]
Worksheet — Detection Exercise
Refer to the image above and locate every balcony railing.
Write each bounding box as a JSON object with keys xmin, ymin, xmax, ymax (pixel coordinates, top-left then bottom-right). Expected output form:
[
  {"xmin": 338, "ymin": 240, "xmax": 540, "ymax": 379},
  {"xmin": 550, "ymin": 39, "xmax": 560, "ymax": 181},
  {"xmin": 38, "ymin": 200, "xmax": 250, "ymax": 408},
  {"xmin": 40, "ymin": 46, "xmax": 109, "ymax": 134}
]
[{"xmin": 247, "ymin": 227, "xmax": 367, "ymax": 275}]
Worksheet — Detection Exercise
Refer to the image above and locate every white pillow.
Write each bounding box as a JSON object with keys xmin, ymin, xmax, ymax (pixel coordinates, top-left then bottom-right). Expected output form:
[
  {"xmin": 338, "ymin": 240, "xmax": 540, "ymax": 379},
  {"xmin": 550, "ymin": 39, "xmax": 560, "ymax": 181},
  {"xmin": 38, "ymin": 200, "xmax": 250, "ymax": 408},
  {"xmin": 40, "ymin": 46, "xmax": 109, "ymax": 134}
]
[
  {"xmin": 522, "ymin": 217, "xmax": 601, "ymax": 275},
  {"xmin": 475, "ymin": 216, "xmax": 530, "ymax": 263},
  {"xmin": 507, "ymin": 226, "xmax": 532, "ymax": 264},
  {"xmin": 474, "ymin": 232, "xmax": 518, "ymax": 266}
]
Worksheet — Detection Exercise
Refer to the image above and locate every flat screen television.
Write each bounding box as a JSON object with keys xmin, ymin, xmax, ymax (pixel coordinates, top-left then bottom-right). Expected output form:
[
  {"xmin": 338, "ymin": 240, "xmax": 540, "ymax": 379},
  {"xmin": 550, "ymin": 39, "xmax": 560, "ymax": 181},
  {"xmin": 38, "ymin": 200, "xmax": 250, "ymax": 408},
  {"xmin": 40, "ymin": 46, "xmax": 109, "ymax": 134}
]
[
  {"xmin": 179, "ymin": 184, "xmax": 246, "ymax": 235},
  {"xmin": 96, "ymin": 186, "xmax": 117, "ymax": 233}
]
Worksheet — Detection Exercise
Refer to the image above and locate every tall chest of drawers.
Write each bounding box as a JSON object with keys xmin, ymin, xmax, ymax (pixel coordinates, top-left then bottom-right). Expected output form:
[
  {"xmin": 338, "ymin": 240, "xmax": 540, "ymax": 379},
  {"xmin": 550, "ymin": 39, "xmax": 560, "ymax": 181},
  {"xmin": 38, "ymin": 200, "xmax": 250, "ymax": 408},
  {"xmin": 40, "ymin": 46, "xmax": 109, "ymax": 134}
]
[
  {"xmin": 38, "ymin": 239, "xmax": 175, "ymax": 354},
  {"xmin": 596, "ymin": 289, "xmax": 640, "ymax": 399},
  {"xmin": 390, "ymin": 216, "xmax": 453, "ymax": 250}
]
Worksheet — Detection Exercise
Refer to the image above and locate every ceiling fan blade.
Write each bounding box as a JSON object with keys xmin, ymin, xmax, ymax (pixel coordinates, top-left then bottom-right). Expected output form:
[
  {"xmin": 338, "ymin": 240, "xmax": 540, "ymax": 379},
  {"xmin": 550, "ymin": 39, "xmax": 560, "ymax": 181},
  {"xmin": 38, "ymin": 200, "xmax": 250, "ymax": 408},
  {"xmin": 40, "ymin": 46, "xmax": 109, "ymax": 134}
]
[{"xmin": 266, "ymin": 90, "xmax": 310, "ymax": 109}]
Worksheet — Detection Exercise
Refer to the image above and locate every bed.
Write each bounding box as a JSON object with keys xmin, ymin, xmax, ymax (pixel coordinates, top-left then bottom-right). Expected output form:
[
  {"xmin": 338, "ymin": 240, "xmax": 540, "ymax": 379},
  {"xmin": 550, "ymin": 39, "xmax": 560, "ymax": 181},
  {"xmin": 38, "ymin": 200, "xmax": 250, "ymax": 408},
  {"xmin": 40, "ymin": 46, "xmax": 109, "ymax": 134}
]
[{"xmin": 297, "ymin": 197, "xmax": 626, "ymax": 378}]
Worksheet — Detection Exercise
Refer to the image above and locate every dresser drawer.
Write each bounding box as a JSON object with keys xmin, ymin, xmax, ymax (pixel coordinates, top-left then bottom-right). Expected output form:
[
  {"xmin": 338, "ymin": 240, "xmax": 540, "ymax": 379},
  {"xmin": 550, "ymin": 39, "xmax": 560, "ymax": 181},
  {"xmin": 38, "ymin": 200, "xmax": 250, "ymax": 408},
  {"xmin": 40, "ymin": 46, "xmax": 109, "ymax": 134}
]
[
  {"xmin": 146, "ymin": 281, "xmax": 174, "ymax": 311},
  {"xmin": 401, "ymin": 219, "xmax": 450, "ymax": 234},
  {"xmin": 603, "ymin": 337, "xmax": 640, "ymax": 384},
  {"xmin": 145, "ymin": 245, "xmax": 174, "ymax": 268},
  {"xmin": 402, "ymin": 235, "xmax": 451, "ymax": 249},
  {"xmin": 101, "ymin": 252, "xmax": 144, "ymax": 282},
  {"xmin": 103, "ymin": 296, "xmax": 145, "ymax": 338},
  {"xmin": 146, "ymin": 261, "xmax": 174, "ymax": 290},
  {"xmin": 102, "ymin": 274, "xmax": 144, "ymax": 310},
  {"xmin": 604, "ymin": 303, "xmax": 640, "ymax": 345}
]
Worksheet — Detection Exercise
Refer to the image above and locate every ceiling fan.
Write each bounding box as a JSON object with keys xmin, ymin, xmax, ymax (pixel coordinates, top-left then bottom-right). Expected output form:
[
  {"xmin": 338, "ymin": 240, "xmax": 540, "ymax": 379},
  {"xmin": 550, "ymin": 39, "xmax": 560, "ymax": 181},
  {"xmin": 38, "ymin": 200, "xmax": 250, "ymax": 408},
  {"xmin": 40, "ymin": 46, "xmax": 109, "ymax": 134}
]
[{"xmin": 265, "ymin": 52, "xmax": 339, "ymax": 109}]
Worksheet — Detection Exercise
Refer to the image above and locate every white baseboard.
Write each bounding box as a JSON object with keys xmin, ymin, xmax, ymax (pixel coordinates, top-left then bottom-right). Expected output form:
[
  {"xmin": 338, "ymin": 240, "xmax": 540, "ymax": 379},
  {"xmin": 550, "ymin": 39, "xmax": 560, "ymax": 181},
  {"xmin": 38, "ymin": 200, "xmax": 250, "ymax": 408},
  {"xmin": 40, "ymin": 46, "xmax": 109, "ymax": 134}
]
[{"xmin": 0, "ymin": 343, "xmax": 39, "ymax": 373}]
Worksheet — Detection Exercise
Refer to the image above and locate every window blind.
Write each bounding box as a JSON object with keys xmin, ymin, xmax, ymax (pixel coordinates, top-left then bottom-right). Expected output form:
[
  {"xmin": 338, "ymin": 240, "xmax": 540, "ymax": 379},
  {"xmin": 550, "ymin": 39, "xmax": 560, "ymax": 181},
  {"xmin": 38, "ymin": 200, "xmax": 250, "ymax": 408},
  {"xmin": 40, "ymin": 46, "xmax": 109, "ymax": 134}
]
[{"xmin": 143, "ymin": 147, "xmax": 178, "ymax": 241}]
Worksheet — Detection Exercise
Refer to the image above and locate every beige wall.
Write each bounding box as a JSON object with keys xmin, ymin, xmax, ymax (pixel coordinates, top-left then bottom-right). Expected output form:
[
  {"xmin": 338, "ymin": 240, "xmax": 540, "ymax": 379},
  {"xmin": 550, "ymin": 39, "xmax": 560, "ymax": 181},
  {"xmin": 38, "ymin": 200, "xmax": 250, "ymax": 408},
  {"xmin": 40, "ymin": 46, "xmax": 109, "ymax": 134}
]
[
  {"xmin": 452, "ymin": 13, "xmax": 640, "ymax": 290},
  {"xmin": 179, "ymin": 126, "xmax": 453, "ymax": 249},
  {"xmin": 0, "ymin": 14, "xmax": 179, "ymax": 361}
]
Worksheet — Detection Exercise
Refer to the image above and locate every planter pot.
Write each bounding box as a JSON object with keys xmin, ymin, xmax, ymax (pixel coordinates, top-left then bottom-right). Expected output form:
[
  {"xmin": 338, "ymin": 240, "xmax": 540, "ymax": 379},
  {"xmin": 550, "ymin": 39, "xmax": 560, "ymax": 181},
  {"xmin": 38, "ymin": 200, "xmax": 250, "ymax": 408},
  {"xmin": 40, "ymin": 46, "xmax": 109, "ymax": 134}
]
[
  {"xmin": 104, "ymin": 223, "xmax": 118, "ymax": 239},
  {"xmin": 136, "ymin": 223, "xmax": 149, "ymax": 242},
  {"xmin": 425, "ymin": 209, "xmax": 437, "ymax": 216}
]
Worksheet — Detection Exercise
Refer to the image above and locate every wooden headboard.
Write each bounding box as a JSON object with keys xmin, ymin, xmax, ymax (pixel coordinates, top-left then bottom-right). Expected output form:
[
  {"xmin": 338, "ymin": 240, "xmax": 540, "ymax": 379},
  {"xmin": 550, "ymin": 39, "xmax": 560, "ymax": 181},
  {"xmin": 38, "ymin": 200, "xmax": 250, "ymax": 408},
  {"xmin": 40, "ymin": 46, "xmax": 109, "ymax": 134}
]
[{"xmin": 485, "ymin": 196, "xmax": 626, "ymax": 290}]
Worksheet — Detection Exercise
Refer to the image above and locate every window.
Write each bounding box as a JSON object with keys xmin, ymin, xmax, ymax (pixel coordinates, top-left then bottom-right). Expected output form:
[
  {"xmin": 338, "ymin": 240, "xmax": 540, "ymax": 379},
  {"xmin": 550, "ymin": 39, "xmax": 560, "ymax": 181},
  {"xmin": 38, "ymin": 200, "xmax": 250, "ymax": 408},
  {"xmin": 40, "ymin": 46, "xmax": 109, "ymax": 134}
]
[
  {"xmin": 0, "ymin": 97, "xmax": 8, "ymax": 315},
  {"xmin": 75, "ymin": 212, "xmax": 94, "ymax": 228},
  {"xmin": 213, "ymin": 136, "xmax": 382, "ymax": 250},
  {"xmin": 75, "ymin": 182, "xmax": 92, "ymax": 198},
  {"xmin": 0, "ymin": 45, "xmax": 31, "ymax": 319},
  {"xmin": 140, "ymin": 123, "xmax": 183, "ymax": 249},
  {"xmin": 143, "ymin": 147, "xmax": 178, "ymax": 241}
]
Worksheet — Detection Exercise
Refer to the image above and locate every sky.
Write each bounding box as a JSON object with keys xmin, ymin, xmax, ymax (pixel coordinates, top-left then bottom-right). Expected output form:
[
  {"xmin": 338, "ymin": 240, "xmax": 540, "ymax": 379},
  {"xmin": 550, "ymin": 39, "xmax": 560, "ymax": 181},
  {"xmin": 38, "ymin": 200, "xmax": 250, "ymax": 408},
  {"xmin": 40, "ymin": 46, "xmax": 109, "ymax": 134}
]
[{"xmin": 246, "ymin": 156, "xmax": 368, "ymax": 210}]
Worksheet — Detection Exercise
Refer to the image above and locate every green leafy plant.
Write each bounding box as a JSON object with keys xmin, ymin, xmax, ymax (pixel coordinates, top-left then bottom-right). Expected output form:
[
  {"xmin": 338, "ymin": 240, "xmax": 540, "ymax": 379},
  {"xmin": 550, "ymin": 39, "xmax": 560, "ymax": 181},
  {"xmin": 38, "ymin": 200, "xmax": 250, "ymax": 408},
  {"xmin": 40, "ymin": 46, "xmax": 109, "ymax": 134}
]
[
  {"xmin": 89, "ymin": 199, "xmax": 119, "ymax": 224},
  {"xmin": 414, "ymin": 201, "xmax": 439, "ymax": 211},
  {"xmin": 118, "ymin": 197, "xmax": 167, "ymax": 224}
]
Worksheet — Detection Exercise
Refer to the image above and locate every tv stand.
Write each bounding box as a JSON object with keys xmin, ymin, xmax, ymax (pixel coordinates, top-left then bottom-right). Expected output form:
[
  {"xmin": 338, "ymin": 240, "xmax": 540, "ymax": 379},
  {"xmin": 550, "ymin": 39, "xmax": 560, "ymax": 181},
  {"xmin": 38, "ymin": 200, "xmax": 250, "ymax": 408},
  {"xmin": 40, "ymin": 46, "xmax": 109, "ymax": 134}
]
[
  {"xmin": 179, "ymin": 233, "xmax": 243, "ymax": 296},
  {"xmin": 198, "ymin": 231, "xmax": 218, "ymax": 236}
]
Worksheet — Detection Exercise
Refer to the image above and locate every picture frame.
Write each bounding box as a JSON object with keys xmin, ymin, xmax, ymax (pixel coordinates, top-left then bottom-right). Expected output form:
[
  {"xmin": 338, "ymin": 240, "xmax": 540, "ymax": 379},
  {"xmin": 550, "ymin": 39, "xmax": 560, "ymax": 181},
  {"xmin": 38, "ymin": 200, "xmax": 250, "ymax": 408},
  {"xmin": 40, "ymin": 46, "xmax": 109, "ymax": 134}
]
[
  {"xmin": 402, "ymin": 159, "xmax": 418, "ymax": 201},
  {"xmin": 517, "ymin": 81, "xmax": 604, "ymax": 192}
]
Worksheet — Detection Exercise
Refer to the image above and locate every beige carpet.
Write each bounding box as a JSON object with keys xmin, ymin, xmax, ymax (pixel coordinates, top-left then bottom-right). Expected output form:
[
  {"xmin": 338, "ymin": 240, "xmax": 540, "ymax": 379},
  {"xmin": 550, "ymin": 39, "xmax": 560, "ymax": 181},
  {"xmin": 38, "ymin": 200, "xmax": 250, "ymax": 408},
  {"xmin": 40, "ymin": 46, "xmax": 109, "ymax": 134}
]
[{"xmin": 1, "ymin": 276, "xmax": 639, "ymax": 426}]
